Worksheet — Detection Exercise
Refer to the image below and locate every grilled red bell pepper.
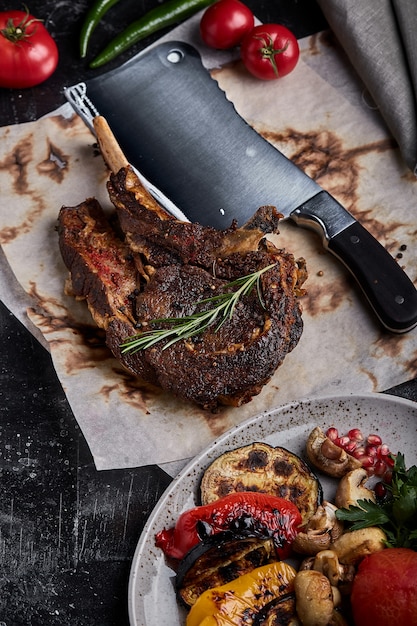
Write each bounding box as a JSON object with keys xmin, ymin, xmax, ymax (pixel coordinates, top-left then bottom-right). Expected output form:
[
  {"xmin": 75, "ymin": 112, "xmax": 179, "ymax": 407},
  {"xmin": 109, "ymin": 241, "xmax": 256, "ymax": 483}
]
[{"xmin": 155, "ymin": 492, "xmax": 302, "ymax": 561}]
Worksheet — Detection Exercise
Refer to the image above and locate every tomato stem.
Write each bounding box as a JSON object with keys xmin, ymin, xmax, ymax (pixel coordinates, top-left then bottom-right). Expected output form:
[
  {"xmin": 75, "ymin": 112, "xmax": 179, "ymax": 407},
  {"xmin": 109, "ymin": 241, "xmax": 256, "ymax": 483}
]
[
  {"xmin": 255, "ymin": 33, "xmax": 290, "ymax": 77},
  {"xmin": 0, "ymin": 7, "xmax": 42, "ymax": 43}
]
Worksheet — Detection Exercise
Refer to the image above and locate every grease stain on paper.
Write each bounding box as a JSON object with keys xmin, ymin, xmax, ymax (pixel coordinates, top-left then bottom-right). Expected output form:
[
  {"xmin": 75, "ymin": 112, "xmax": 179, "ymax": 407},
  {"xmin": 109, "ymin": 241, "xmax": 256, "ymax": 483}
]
[
  {"xmin": 0, "ymin": 133, "xmax": 69, "ymax": 243},
  {"xmin": 0, "ymin": 134, "xmax": 33, "ymax": 194},
  {"xmin": 37, "ymin": 141, "xmax": 69, "ymax": 183},
  {"xmin": 260, "ymin": 125, "xmax": 396, "ymax": 216}
]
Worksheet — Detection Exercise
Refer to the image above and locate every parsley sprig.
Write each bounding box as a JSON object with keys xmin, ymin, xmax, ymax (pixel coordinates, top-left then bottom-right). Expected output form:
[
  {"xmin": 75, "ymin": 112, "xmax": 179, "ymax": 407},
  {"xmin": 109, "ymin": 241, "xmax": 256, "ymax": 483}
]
[
  {"xmin": 120, "ymin": 263, "xmax": 276, "ymax": 354},
  {"xmin": 336, "ymin": 453, "xmax": 417, "ymax": 549}
]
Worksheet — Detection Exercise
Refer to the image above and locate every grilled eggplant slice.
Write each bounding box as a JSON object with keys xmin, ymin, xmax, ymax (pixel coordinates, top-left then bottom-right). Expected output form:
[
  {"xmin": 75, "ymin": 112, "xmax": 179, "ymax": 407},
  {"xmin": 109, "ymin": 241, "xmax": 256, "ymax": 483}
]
[
  {"xmin": 176, "ymin": 533, "xmax": 277, "ymax": 607},
  {"xmin": 253, "ymin": 593, "xmax": 300, "ymax": 625},
  {"xmin": 200, "ymin": 442, "xmax": 322, "ymax": 526}
]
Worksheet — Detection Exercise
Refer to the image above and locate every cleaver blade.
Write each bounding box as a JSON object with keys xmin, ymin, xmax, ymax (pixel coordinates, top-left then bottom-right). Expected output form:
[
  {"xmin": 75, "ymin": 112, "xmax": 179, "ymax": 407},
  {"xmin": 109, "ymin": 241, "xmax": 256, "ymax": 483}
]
[{"xmin": 65, "ymin": 41, "xmax": 417, "ymax": 333}]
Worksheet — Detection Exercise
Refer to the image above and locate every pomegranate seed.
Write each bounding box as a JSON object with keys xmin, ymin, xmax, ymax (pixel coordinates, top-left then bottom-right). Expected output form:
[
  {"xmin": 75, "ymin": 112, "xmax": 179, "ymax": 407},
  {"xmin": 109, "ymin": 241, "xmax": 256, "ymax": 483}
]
[
  {"xmin": 385, "ymin": 455, "xmax": 396, "ymax": 468},
  {"xmin": 367, "ymin": 434, "xmax": 382, "ymax": 446},
  {"xmin": 338, "ymin": 435, "xmax": 350, "ymax": 449},
  {"xmin": 344, "ymin": 440, "xmax": 358, "ymax": 453},
  {"xmin": 377, "ymin": 444, "xmax": 390, "ymax": 458},
  {"xmin": 348, "ymin": 428, "xmax": 364, "ymax": 441},
  {"xmin": 352, "ymin": 446, "xmax": 366, "ymax": 459},
  {"xmin": 374, "ymin": 459, "xmax": 386, "ymax": 476},
  {"xmin": 374, "ymin": 482, "xmax": 387, "ymax": 498},
  {"xmin": 323, "ymin": 425, "xmax": 395, "ymax": 480},
  {"xmin": 365, "ymin": 444, "xmax": 378, "ymax": 457},
  {"xmin": 326, "ymin": 427, "xmax": 339, "ymax": 441},
  {"xmin": 357, "ymin": 454, "xmax": 375, "ymax": 469}
]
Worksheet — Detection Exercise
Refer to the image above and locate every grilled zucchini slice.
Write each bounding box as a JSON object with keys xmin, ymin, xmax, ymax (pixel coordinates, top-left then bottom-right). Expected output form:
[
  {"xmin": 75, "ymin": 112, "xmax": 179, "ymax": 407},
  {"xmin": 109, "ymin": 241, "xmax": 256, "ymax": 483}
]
[
  {"xmin": 200, "ymin": 442, "xmax": 322, "ymax": 526},
  {"xmin": 176, "ymin": 533, "xmax": 277, "ymax": 607}
]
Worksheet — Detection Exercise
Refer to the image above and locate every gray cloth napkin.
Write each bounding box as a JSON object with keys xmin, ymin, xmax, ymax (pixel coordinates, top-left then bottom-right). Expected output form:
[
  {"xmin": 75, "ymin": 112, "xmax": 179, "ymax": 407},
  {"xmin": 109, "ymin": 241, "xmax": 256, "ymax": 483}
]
[{"xmin": 316, "ymin": 0, "xmax": 417, "ymax": 174}]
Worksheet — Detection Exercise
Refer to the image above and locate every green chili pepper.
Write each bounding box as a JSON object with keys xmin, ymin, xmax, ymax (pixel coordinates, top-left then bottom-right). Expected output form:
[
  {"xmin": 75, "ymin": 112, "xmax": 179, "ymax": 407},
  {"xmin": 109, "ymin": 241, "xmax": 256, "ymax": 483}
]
[
  {"xmin": 79, "ymin": 0, "xmax": 121, "ymax": 58},
  {"xmin": 89, "ymin": 0, "xmax": 215, "ymax": 68}
]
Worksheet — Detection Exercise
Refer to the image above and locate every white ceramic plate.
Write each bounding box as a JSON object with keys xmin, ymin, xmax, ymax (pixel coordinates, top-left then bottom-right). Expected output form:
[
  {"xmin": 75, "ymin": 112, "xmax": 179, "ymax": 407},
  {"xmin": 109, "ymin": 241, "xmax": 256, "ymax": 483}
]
[{"xmin": 128, "ymin": 392, "xmax": 417, "ymax": 625}]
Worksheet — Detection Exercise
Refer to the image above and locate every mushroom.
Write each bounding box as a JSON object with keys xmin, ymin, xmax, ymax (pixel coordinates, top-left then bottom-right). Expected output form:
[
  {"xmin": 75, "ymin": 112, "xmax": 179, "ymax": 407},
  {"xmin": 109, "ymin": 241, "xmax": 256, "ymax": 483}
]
[
  {"xmin": 294, "ymin": 569, "xmax": 334, "ymax": 626},
  {"xmin": 293, "ymin": 501, "xmax": 344, "ymax": 555},
  {"xmin": 330, "ymin": 585, "xmax": 342, "ymax": 608},
  {"xmin": 299, "ymin": 556, "xmax": 316, "ymax": 570},
  {"xmin": 332, "ymin": 527, "xmax": 387, "ymax": 565},
  {"xmin": 335, "ymin": 468, "xmax": 376, "ymax": 509},
  {"xmin": 313, "ymin": 550, "xmax": 342, "ymax": 586},
  {"xmin": 306, "ymin": 427, "xmax": 362, "ymax": 478},
  {"xmin": 300, "ymin": 549, "xmax": 356, "ymax": 595}
]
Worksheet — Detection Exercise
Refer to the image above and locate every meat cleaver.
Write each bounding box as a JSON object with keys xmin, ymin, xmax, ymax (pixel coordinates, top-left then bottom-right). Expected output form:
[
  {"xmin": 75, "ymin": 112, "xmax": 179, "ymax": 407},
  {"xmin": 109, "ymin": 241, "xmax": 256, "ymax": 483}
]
[{"xmin": 65, "ymin": 41, "xmax": 417, "ymax": 333}]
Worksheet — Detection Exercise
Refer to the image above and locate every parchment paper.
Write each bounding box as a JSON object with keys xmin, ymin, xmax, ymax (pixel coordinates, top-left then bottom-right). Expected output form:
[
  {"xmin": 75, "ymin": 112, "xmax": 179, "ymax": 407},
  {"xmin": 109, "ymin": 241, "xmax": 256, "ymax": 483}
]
[{"xmin": 1, "ymin": 26, "xmax": 416, "ymax": 471}]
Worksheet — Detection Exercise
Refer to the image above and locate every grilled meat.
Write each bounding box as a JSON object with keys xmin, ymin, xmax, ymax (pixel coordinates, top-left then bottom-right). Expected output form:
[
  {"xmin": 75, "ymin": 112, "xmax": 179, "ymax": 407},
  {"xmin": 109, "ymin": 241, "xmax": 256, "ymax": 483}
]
[{"xmin": 58, "ymin": 165, "xmax": 306, "ymax": 409}]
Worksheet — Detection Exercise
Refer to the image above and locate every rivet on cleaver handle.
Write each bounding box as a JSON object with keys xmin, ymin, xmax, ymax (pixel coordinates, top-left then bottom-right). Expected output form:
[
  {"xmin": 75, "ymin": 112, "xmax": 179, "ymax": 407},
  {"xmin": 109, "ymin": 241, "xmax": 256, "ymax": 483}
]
[{"xmin": 65, "ymin": 41, "xmax": 417, "ymax": 333}]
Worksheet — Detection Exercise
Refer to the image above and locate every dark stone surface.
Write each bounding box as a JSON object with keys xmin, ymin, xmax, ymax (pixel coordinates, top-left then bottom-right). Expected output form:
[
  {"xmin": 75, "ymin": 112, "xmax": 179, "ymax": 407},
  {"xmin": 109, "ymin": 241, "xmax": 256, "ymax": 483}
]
[{"xmin": 0, "ymin": 302, "xmax": 171, "ymax": 624}]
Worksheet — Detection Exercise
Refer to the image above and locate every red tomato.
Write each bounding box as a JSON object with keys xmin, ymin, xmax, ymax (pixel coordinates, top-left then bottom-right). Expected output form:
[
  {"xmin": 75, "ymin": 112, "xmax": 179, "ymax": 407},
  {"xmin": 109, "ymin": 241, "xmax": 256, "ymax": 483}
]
[
  {"xmin": 0, "ymin": 9, "xmax": 59, "ymax": 89},
  {"xmin": 351, "ymin": 548, "xmax": 417, "ymax": 626},
  {"xmin": 200, "ymin": 0, "xmax": 254, "ymax": 49},
  {"xmin": 240, "ymin": 23, "xmax": 299, "ymax": 80}
]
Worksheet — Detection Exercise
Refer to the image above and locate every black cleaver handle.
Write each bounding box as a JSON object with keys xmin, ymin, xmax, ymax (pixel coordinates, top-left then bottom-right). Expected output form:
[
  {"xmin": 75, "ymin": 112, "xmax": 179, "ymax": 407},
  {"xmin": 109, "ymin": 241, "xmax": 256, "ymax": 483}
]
[
  {"xmin": 293, "ymin": 191, "xmax": 417, "ymax": 333},
  {"xmin": 328, "ymin": 221, "xmax": 417, "ymax": 333}
]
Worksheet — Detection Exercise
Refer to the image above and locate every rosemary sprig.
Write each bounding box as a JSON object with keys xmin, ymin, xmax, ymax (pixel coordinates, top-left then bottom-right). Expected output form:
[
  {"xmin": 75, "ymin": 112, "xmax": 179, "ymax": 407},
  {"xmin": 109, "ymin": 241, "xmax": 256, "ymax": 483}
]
[{"xmin": 120, "ymin": 263, "xmax": 276, "ymax": 354}]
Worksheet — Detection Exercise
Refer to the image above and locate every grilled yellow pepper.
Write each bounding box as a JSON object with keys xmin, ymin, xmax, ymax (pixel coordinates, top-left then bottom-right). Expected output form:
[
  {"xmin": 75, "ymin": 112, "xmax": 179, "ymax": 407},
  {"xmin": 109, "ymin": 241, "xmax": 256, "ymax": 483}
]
[{"xmin": 186, "ymin": 560, "xmax": 296, "ymax": 626}]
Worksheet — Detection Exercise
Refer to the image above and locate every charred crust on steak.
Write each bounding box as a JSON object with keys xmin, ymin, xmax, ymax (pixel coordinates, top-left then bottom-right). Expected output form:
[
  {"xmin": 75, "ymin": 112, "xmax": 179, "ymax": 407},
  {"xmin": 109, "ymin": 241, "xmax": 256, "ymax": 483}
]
[{"xmin": 58, "ymin": 165, "xmax": 307, "ymax": 409}]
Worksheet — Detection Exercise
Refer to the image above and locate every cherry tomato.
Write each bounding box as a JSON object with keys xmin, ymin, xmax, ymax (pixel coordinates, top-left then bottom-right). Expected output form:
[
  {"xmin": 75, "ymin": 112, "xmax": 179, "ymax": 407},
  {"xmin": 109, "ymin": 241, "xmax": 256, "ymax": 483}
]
[
  {"xmin": 0, "ymin": 9, "xmax": 59, "ymax": 89},
  {"xmin": 240, "ymin": 23, "xmax": 299, "ymax": 80},
  {"xmin": 351, "ymin": 548, "xmax": 417, "ymax": 626},
  {"xmin": 200, "ymin": 0, "xmax": 254, "ymax": 49}
]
